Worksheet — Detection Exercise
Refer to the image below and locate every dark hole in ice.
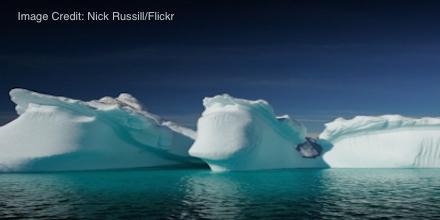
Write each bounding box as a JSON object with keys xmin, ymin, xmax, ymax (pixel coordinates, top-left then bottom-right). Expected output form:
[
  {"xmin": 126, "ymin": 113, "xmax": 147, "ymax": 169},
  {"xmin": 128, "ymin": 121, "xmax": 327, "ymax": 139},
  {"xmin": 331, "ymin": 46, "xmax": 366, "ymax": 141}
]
[{"xmin": 296, "ymin": 137, "xmax": 322, "ymax": 158}]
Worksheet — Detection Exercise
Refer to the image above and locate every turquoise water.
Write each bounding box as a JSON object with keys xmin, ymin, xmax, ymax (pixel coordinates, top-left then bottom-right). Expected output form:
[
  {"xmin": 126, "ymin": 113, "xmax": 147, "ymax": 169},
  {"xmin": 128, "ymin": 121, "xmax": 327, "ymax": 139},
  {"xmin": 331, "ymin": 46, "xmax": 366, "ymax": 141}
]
[{"xmin": 1, "ymin": 168, "xmax": 440, "ymax": 219}]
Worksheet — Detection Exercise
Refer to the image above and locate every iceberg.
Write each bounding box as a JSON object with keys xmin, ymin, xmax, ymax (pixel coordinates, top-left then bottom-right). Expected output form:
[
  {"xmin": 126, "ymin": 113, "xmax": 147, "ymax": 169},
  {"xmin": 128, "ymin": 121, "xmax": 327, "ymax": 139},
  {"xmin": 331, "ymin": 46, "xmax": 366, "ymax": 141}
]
[
  {"xmin": 3, "ymin": 89, "xmax": 437, "ymax": 172},
  {"xmin": 189, "ymin": 94, "xmax": 327, "ymax": 172},
  {"xmin": 320, "ymin": 115, "xmax": 440, "ymax": 168},
  {"xmin": 0, "ymin": 89, "xmax": 200, "ymax": 172}
]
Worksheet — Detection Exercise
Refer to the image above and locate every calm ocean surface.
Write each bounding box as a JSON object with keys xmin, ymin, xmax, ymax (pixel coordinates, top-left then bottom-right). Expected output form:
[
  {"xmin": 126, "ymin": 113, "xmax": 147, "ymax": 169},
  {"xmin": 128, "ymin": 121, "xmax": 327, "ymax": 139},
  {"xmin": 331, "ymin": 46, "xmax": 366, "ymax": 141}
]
[{"xmin": 1, "ymin": 168, "xmax": 440, "ymax": 219}]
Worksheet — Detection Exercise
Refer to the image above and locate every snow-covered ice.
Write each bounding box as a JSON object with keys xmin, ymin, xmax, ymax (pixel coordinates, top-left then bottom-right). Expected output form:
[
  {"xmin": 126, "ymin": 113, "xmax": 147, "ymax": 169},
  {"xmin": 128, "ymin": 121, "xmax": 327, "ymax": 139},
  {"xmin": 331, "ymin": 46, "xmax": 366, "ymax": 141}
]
[
  {"xmin": 320, "ymin": 115, "xmax": 440, "ymax": 168},
  {"xmin": 0, "ymin": 89, "xmax": 199, "ymax": 172},
  {"xmin": 189, "ymin": 94, "xmax": 327, "ymax": 172}
]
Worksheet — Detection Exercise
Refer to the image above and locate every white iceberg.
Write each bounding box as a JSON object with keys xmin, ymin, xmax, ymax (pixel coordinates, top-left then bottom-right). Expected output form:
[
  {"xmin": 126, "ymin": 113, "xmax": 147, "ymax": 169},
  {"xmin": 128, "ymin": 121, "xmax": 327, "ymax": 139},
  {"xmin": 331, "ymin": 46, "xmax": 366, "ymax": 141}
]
[
  {"xmin": 4, "ymin": 89, "xmax": 438, "ymax": 172},
  {"xmin": 0, "ymin": 88, "xmax": 199, "ymax": 172},
  {"xmin": 320, "ymin": 115, "xmax": 440, "ymax": 168},
  {"xmin": 189, "ymin": 94, "xmax": 327, "ymax": 172}
]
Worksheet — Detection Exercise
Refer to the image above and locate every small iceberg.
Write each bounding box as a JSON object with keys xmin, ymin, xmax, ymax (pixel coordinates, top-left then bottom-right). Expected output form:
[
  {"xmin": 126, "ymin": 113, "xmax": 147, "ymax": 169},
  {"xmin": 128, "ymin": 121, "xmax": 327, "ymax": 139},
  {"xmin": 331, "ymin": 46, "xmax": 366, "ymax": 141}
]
[{"xmin": 296, "ymin": 137, "xmax": 322, "ymax": 158}]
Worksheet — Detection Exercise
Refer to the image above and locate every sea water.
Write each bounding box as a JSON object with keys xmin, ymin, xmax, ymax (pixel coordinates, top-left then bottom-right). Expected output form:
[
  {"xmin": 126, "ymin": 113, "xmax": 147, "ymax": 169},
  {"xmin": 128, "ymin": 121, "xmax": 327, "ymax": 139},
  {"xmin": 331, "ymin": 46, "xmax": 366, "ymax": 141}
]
[{"xmin": 1, "ymin": 168, "xmax": 440, "ymax": 219}]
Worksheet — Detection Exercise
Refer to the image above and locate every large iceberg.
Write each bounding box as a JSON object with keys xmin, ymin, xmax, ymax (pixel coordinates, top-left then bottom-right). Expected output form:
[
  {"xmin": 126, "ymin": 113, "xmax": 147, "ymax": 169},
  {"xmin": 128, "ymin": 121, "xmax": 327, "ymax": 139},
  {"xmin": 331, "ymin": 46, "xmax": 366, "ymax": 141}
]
[
  {"xmin": 3, "ymin": 89, "xmax": 439, "ymax": 172},
  {"xmin": 0, "ymin": 89, "xmax": 199, "ymax": 172},
  {"xmin": 320, "ymin": 115, "xmax": 440, "ymax": 168},
  {"xmin": 189, "ymin": 94, "xmax": 327, "ymax": 172}
]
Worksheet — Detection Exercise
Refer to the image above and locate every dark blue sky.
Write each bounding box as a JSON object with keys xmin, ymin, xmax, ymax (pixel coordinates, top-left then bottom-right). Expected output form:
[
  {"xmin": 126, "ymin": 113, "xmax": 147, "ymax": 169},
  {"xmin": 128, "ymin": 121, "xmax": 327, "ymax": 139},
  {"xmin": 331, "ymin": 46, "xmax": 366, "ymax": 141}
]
[{"xmin": 2, "ymin": 0, "xmax": 440, "ymax": 134}]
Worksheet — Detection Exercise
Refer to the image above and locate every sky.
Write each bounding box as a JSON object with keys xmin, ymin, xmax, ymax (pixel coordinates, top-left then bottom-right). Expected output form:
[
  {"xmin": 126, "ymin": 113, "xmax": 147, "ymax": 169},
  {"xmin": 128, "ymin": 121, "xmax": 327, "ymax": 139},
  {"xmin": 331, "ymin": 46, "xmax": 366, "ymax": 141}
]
[{"xmin": 2, "ymin": 0, "xmax": 440, "ymax": 134}]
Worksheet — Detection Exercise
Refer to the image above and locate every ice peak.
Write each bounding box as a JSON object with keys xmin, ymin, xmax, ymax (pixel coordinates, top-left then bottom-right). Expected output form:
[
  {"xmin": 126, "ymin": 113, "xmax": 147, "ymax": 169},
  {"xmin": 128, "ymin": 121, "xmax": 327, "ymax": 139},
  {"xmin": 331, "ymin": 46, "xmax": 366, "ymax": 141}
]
[
  {"xmin": 203, "ymin": 94, "xmax": 274, "ymax": 116},
  {"xmin": 98, "ymin": 93, "xmax": 143, "ymax": 111}
]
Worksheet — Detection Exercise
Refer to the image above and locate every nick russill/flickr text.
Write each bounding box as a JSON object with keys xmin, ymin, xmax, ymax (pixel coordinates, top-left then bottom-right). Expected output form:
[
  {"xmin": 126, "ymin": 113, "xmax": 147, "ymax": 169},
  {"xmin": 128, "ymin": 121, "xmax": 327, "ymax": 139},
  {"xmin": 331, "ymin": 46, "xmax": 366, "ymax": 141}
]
[{"xmin": 17, "ymin": 11, "xmax": 175, "ymax": 23}]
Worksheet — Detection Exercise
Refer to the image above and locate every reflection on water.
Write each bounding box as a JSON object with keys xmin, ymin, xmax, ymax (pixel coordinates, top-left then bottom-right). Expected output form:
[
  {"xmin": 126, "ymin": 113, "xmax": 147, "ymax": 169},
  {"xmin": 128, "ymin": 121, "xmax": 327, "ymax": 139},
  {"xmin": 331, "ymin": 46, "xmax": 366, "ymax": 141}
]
[
  {"xmin": 177, "ymin": 174, "xmax": 244, "ymax": 219},
  {"xmin": 1, "ymin": 169, "xmax": 440, "ymax": 219}
]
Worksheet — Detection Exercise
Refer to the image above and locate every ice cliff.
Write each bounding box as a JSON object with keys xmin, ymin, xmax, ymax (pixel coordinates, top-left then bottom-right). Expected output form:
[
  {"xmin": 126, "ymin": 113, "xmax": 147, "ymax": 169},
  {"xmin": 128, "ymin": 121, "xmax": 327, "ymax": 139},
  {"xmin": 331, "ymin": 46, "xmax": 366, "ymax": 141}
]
[
  {"xmin": 320, "ymin": 115, "xmax": 440, "ymax": 168},
  {"xmin": 0, "ymin": 89, "xmax": 199, "ymax": 172},
  {"xmin": 189, "ymin": 94, "xmax": 327, "ymax": 171}
]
